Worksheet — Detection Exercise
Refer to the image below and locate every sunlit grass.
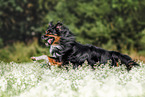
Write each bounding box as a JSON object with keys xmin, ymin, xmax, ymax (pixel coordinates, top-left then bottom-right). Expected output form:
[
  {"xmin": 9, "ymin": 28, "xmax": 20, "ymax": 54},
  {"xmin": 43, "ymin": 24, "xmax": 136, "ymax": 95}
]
[{"xmin": 0, "ymin": 61, "xmax": 145, "ymax": 97}]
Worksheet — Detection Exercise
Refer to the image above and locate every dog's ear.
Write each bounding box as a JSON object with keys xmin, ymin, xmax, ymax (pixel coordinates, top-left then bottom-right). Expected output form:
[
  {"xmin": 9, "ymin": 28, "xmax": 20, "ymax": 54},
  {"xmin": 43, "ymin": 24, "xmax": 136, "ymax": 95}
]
[
  {"xmin": 55, "ymin": 22, "xmax": 63, "ymax": 31},
  {"xmin": 48, "ymin": 22, "xmax": 53, "ymax": 27}
]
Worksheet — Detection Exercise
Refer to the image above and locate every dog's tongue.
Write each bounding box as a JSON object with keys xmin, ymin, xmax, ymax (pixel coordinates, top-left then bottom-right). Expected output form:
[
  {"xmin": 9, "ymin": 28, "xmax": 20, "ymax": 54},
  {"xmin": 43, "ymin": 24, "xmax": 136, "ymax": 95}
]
[{"xmin": 48, "ymin": 39, "xmax": 53, "ymax": 44}]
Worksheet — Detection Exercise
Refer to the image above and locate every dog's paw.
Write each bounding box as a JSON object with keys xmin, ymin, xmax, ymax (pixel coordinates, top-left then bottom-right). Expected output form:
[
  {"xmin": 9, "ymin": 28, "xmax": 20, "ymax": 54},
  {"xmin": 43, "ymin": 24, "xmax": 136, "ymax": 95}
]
[{"xmin": 31, "ymin": 57, "xmax": 36, "ymax": 61}]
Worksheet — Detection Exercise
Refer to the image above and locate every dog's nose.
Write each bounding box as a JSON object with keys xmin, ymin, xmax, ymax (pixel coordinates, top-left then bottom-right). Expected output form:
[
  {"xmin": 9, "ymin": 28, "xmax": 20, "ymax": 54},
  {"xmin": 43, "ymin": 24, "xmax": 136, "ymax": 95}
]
[{"xmin": 41, "ymin": 36, "xmax": 44, "ymax": 39}]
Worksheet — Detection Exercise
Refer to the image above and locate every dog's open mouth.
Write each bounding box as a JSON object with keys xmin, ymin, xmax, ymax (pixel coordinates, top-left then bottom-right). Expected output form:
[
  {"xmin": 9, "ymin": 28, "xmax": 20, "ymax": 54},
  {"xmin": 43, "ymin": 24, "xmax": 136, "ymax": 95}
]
[{"xmin": 45, "ymin": 38, "xmax": 54, "ymax": 46}]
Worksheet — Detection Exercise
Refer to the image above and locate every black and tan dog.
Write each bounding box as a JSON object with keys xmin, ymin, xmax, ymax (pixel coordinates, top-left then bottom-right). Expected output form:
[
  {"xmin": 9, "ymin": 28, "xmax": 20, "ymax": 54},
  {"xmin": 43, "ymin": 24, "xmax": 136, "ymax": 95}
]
[{"xmin": 31, "ymin": 22, "xmax": 139, "ymax": 70}]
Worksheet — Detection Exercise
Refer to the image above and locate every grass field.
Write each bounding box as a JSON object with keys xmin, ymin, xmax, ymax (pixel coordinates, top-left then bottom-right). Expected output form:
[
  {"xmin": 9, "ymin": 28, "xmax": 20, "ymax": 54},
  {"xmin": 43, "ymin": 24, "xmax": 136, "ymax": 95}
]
[{"xmin": 0, "ymin": 61, "xmax": 145, "ymax": 97}]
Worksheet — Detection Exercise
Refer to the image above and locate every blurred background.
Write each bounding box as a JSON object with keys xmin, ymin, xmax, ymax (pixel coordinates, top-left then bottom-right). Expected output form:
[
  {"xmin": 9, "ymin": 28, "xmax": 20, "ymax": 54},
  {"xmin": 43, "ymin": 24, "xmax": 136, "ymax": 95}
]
[{"xmin": 0, "ymin": 0, "xmax": 145, "ymax": 63}]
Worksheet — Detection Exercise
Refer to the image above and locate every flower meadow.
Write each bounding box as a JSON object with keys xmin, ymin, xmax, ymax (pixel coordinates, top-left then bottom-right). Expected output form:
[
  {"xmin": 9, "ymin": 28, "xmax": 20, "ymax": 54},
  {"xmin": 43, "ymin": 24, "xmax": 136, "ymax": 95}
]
[{"xmin": 0, "ymin": 61, "xmax": 145, "ymax": 97}]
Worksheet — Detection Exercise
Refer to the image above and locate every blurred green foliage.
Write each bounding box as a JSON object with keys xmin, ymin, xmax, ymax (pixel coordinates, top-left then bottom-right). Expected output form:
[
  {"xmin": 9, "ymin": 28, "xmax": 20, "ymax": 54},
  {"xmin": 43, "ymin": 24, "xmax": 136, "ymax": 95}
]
[
  {"xmin": 0, "ymin": 39, "xmax": 49, "ymax": 62},
  {"xmin": 0, "ymin": 38, "xmax": 3, "ymax": 48},
  {"xmin": 0, "ymin": 0, "xmax": 145, "ymax": 62},
  {"xmin": 42, "ymin": 0, "xmax": 145, "ymax": 51}
]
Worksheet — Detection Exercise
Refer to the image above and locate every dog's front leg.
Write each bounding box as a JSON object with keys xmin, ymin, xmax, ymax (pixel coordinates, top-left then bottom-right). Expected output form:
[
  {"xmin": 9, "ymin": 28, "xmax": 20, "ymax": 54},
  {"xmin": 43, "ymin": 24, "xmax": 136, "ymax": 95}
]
[
  {"xmin": 31, "ymin": 55, "xmax": 49, "ymax": 63},
  {"xmin": 31, "ymin": 55, "xmax": 62, "ymax": 66}
]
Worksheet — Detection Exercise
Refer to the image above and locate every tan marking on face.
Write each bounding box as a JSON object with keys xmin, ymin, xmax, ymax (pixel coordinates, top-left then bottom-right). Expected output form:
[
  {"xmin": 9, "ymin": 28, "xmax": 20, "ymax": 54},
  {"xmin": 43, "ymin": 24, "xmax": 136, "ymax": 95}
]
[{"xmin": 45, "ymin": 34, "xmax": 61, "ymax": 45}]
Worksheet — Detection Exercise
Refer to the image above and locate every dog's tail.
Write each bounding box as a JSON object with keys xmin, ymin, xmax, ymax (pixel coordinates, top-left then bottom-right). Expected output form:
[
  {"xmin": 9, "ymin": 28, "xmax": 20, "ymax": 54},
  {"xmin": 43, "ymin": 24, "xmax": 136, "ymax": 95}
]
[{"xmin": 110, "ymin": 51, "xmax": 139, "ymax": 71}]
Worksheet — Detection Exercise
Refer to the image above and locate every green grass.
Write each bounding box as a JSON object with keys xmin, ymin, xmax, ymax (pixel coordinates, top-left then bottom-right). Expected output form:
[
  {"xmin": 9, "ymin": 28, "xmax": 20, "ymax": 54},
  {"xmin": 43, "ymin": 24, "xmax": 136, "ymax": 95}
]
[
  {"xmin": 0, "ymin": 40, "xmax": 49, "ymax": 63},
  {"xmin": 0, "ymin": 61, "xmax": 145, "ymax": 97}
]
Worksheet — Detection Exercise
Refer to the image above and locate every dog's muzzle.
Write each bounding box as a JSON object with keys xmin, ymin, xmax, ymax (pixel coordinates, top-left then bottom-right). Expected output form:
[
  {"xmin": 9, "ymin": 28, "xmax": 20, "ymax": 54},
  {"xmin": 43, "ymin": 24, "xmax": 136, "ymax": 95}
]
[
  {"xmin": 41, "ymin": 35, "xmax": 49, "ymax": 40},
  {"xmin": 41, "ymin": 35, "xmax": 54, "ymax": 46}
]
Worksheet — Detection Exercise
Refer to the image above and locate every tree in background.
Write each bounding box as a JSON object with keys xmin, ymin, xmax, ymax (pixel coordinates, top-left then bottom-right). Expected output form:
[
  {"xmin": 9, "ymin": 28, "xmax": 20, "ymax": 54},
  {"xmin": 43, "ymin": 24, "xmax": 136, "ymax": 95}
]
[
  {"xmin": 43, "ymin": 0, "xmax": 145, "ymax": 52},
  {"xmin": 0, "ymin": 0, "xmax": 45, "ymax": 45},
  {"xmin": 0, "ymin": 0, "xmax": 145, "ymax": 52}
]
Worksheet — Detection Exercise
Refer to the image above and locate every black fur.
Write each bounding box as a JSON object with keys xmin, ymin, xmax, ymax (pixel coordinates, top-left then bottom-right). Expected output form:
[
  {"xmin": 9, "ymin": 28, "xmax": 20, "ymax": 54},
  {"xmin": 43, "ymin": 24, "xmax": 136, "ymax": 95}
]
[{"xmin": 42, "ymin": 22, "xmax": 139, "ymax": 71}]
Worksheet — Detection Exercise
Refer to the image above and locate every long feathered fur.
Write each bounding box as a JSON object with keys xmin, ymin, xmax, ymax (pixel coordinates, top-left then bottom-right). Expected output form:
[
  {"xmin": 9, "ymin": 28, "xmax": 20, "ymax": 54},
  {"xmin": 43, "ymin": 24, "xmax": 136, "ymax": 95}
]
[{"xmin": 40, "ymin": 22, "xmax": 139, "ymax": 71}]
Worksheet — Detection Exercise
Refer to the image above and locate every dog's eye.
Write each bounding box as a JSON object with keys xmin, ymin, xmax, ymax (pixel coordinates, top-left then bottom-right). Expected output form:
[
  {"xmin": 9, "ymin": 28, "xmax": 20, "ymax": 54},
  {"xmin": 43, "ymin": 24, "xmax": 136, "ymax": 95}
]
[
  {"xmin": 45, "ymin": 31, "xmax": 49, "ymax": 34},
  {"xmin": 49, "ymin": 32, "xmax": 52, "ymax": 34}
]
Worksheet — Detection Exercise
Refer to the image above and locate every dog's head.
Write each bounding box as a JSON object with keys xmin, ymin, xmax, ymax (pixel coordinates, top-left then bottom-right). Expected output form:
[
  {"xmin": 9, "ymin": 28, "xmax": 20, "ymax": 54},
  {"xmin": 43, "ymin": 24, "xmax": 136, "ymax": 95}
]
[{"xmin": 41, "ymin": 22, "xmax": 63, "ymax": 46}]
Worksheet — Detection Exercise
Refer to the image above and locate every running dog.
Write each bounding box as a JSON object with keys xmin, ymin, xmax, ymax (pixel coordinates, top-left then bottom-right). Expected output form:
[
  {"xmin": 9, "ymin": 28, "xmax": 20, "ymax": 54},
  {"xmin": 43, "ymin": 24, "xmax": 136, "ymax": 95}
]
[{"xmin": 31, "ymin": 22, "xmax": 139, "ymax": 70}]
